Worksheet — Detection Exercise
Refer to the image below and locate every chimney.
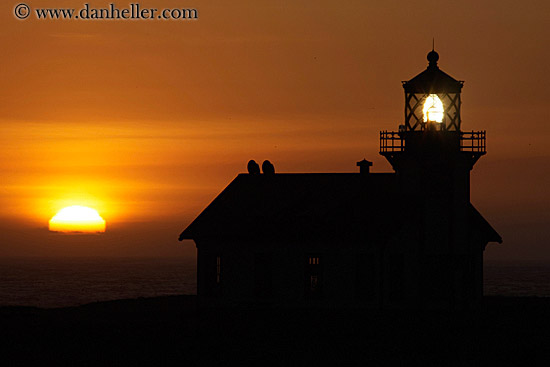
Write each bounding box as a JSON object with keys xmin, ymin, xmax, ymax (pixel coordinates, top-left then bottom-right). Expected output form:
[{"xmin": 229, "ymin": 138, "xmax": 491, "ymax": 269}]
[{"xmin": 357, "ymin": 159, "xmax": 373, "ymax": 174}]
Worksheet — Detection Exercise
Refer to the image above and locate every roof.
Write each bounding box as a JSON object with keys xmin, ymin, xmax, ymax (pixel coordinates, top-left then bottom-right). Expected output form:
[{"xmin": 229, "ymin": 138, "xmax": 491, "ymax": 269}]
[
  {"xmin": 402, "ymin": 51, "xmax": 463, "ymax": 94},
  {"xmin": 179, "ymin": 173, "xmax": 402, "ymax": 242},
  {"xmin": 469, "ymin": 203, "xmax": 503, "ymax": 244},
  {"xmin": 179, "ymin": 173, "xmax": 502, "ymax": 245}
]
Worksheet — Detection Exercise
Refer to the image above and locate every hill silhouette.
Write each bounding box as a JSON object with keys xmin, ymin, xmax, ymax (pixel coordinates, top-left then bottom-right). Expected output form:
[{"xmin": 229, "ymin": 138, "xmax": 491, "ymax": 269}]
[{"xmin": 1, "ymin": 295, "xmax": 550, "ymax": 365}]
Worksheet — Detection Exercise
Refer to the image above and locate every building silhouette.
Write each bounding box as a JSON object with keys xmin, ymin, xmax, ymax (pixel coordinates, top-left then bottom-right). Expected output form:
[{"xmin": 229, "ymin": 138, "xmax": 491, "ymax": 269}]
[{"xmin": 179, "ymin": 50, "xmax": 502, "ymax": 308}]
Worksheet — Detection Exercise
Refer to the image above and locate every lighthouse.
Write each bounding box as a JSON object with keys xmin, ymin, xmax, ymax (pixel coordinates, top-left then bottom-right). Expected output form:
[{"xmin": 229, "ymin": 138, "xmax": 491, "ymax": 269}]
[
  {"xmin": 380, "ymin": 49, "xmax": 499, "ymax": 305},
  {"xmin": 180, "ymin": 49, "xmax": 501, "ymax": 308}
]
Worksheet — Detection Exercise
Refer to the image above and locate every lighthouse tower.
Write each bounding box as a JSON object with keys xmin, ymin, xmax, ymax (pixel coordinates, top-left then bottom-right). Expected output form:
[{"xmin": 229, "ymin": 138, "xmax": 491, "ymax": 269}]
[{"xmin": 380, "ymin": 50, "xmax": 493, "ymax": 305}]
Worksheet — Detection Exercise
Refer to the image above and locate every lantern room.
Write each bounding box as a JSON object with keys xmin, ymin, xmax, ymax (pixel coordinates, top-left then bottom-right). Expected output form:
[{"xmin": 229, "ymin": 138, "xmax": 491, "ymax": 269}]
[
  {"xmin": 380, "ymin": 49, "xmax": 487, "ymax": 169},
  {"xmin": 402, "ymin": 50, "xmax": 463, "ymax": 132}
]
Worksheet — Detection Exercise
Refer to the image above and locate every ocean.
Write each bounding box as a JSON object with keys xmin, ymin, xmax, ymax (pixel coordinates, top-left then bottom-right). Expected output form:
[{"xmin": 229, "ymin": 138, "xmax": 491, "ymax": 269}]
[
  {"xmin": 0, "ymin": 258, "xmax": 548, "ymax": 308},
  {"xmin": 0, "ymin": 257, "xmax": 196, "ymax": 308},
  {"xmin": 483, "ymin": 262, "xmax": 550, "ymax": 297}
]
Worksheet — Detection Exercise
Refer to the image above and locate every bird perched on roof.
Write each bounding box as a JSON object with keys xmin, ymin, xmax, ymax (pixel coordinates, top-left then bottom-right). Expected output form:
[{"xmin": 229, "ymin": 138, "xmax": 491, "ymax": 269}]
[
  {"xmin": 247, "ymin": 160, "xmax": 260, "ymax": 174},
  {"xmin": 262, "ymin": 160, "xmax": 275, "ymax": 175}
]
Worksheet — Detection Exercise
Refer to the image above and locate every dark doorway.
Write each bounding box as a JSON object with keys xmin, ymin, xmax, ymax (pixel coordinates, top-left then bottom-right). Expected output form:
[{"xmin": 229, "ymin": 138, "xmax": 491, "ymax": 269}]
[{"xmin": 305, "ymin": 255, "xmax": 323, "ymax": 299}]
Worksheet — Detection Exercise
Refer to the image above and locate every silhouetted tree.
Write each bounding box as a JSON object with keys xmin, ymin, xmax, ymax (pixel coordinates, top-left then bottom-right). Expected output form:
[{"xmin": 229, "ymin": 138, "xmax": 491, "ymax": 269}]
[
  {"xmin": 262, "ymin": 160, "xmax": 275, "ymax": 175},
  {"xmin": 247, "ymin": 160, "xmax": 260, "ymax": 174}
]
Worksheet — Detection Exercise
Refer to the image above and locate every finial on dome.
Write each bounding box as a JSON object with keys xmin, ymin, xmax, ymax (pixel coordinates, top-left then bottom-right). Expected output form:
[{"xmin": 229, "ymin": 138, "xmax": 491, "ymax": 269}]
[
  {"xmin": 427, "ymin": 49, "xmax": 439, "ymax": 68},
  {"xmin": 427, "ymin": 38, "xmax": 439, "ymax": 68}
]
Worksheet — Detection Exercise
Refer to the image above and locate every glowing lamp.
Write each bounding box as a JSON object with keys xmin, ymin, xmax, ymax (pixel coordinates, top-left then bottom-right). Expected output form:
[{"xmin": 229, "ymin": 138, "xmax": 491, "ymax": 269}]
[{"xmin": 423, "ymin": 94, "xmax": 444, "ymax": 123}]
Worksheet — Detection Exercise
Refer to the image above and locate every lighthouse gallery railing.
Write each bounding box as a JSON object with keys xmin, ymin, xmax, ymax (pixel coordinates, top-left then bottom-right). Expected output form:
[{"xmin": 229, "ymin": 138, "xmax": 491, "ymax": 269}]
[{"xmin": 380, "ymin": 130, "xmax": 486, "ymax": 154}]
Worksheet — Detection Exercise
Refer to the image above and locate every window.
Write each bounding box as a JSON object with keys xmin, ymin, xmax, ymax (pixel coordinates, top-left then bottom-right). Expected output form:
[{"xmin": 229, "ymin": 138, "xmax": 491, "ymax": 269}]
[
  {"xmin": 309, "ymin": 257, "xmax": 320, "ymax": 265},
  {"xmin": 216, "ymin": 256, "xmax": 221, "ymax": 284},
  {"xmin": 254, "ymin": 253, "xmax": 273, "ymax": 298},
  {"xmin": 305, "ymin": 255, "xmax": 323, "ymax": 299},
  {"xmin": 389, "ymin": 254, "xmax": 404, "ymax": 301},
  {"xmin": 201, "ymin": 253, "xmax": 222, "ymax": 297},
  {"xmin": 423, "ymin": 256, "xmax": 451, "ymax": 301},
  {"xmin": 356, "ymin": 253, "xmax": 376, "ymax": 301}
]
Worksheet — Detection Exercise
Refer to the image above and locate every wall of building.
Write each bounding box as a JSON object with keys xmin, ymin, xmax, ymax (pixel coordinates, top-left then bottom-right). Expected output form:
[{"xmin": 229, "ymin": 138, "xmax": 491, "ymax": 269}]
[
  {"xmin": 196, "ymin": 231, "xmax": 485, "ymax": 309},
  {"xmin": 195, "ymin": 237, "xmax": 448, "ymax": 308}
]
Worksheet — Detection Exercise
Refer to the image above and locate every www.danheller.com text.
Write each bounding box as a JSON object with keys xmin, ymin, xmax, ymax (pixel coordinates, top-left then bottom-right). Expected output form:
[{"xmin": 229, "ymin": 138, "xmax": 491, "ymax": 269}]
[{"xmin": 14, "ymin": 3, "xmax": 198, "ymax": 20}]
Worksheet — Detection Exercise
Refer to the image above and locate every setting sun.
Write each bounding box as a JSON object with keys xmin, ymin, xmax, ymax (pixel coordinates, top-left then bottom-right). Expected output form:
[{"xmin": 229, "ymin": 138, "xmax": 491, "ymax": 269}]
[{"xmin": 49, "ymin": 205, "xmax": 106, "ymax": 233}]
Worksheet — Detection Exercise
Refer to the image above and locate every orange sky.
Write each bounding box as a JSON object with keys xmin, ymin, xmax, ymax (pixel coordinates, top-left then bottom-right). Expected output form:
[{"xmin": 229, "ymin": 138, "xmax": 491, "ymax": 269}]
[{"xmin": 1, "ymin": 0, "xmax": 549, "ymax": 259}]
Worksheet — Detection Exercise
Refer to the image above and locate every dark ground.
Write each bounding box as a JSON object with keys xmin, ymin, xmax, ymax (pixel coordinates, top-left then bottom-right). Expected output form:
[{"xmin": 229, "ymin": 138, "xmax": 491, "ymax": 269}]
[{"xmin": 1, "ymin": 296, "xmax": 550, "ymax": 366}]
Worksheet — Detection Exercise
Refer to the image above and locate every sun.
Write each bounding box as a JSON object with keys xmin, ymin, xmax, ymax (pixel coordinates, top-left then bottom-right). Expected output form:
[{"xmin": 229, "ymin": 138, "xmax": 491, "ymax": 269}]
[{"xmin": 49, "ymin": 205, "xmax": 106, "ymax": 233}]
